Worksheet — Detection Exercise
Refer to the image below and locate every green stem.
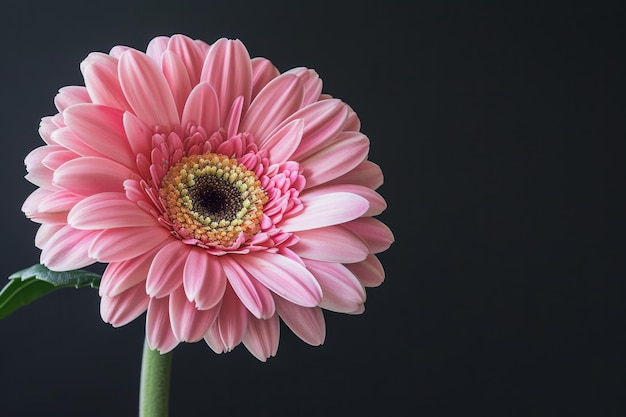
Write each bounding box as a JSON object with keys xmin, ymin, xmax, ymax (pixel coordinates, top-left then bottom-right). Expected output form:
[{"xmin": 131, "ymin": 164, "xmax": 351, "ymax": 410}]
[{"xmin": 139, "ymin": 338, "xmax": 173, "ymax": 417}]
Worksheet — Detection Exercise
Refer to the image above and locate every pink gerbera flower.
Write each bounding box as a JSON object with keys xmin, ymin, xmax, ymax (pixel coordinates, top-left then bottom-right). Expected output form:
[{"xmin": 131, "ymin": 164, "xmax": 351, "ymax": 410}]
[{"xmin": 22, "ymin": 35, "xmax": 393, "ymax": 361}]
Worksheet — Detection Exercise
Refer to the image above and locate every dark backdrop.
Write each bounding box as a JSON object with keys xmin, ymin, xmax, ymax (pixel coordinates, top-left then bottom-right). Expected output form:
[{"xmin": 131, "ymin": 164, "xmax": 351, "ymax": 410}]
[{"xmin": 0, "ymin": 1, "xmax": 622, "ymax": 416}]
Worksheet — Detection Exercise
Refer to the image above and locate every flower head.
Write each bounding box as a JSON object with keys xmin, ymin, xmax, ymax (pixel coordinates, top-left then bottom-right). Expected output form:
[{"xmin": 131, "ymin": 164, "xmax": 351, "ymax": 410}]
[{"xmin": 23, "ymin": 35, "xmax": 393, "ymax": 360}]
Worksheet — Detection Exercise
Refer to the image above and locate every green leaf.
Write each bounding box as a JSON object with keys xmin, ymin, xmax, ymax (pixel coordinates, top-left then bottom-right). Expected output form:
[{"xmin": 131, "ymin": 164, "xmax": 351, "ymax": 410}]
[{"xmin": 0, "ymin": 264, "xmax": 101, "ymax": 320}]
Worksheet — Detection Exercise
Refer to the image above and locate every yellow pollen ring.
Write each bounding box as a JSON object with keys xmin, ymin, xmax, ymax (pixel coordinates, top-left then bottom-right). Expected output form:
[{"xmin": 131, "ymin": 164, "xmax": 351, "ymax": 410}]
[{"xmin": 159, "ymin": 153, "xmax": 267, "ymax": 247}]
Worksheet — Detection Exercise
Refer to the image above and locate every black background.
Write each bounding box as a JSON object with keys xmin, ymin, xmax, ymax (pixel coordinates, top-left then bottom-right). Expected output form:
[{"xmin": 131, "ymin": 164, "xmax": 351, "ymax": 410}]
[{"xmin": 0, "ymin": 1, "xmax": 622, "ymax": 416}]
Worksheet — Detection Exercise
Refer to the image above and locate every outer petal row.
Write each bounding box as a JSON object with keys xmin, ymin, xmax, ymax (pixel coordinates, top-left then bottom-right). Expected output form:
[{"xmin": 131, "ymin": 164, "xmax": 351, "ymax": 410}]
[
  {"xmin": 81, "ymin": 52, "xmax": 131, "ymax": 111},
  {"xmin": 118, "ymin": 49, "xmax": 180, "ymax": 131},
  {"xmin": 200, "ymin": 38, "xmax": 252, "ymax": 126}
]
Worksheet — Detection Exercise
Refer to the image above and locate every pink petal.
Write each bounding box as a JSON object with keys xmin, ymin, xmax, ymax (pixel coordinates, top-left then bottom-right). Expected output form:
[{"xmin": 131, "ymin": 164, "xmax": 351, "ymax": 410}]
[
  {"xmin": 305, "ymin": 259, "xmax": 366, "ymax": 314},
  {"xmin": 275, "ymin": 297, "xmax": 325, "ymax": 346},
  {"xmin": 22, "ymin": 189, "xmax": 70, "ymax": 224},
  {"xmin": 167, "ymin": 34, "xmax": 206, "ymax": 86},
  {"xmin": 54, "ymin": 86, "xmax": 91, "ymax": 112},
  {"xmin": 326, "ymin": 160, "xmax": 384, "ymax": 190},
  {"xmin": 251, "ymin": 57, "xmax": 279, "ymax": 99},
  {"xmin": 284, "ymin": 99, "xmax": 348, "ymax": 161},
  {"xmin": 241, "ymin": 73, "xmax": 304, "ymax": 144},
  {"xmin": 42, "ymin": 149, "xmax": 79, "ymax": 171},
  {"xmin": 118, "ymin": 49, "xmax": 179, "ymax": 130},
  {"xmin": 28, "ymin": 212, "xmax": 67, "ymax": 225},
  {"xmin": 343, "ymin": 103, "xmax": 361, "ymax": 131},
  {"xmin": 146, "ymin": 296, "xmax": 179, "ymax": 353},
  {"xmin": 345, "ymin": 254, "xmax": 385, "ymax": 287},
  {"xmin": 22, "ymin": 188, "xmax": 50, "ymax": 218},
  {"xmin": 88, "ymin": 226, "xmax": 171, "ymax": 262},
  {"xmin": 341, "ymin": 217, "xmax": 394, "ymax": 254},
  {"xmin": 223, "ymin": 96, "xmax": 244, "ymax": 139},
  {"xmin": 35, "ymin": 223, "xmax": 64, "ymax": 249},
  {"xmin": 109, "ymin": 45, "xmax": 132, "ymax": 59},
  {"xmin": 51, "ymin": 113, "xmax": 65, "ymax": 128},
  {"xmin": 35, "ymin": 190, "xmax": 83, "ymax": 213},
  {"xmin": 216, "ymin": 284, "xmax": 248, "ymax": 351},
  {"xmin": 123, "ymin": 178, "xmax": 147, "ymax": 204},
  {"xmin": 22, "ymin": 188, "xmax": 49, "ymax": 215},
  {"xmin": 99, "ymin": 245, "xmax": 162, "ymax": 297},
  {"xmin": 53, "ymin": 156, "xmax": 139, "ymax": 195},
  {"xmin": 161, "ymin": 50, "xmax": 192, "ymax": 119},
  {"xmin": 236, "ymin": 252, "xmax": 322, "ymax": 307},
  {"xmin": 291, "ymin": 225, "xmax": 368, "ymax": 263},
  {"xmin": 24, "ymin": 146, "xmax": 58, "ymax": 189},
  {"xmin": 40, "ymin": 225, "xmax": 97, "ymax": 271},
  {"xmin": 200, "ymin": 38, "xmax": 252, "ymax": 125},
  {"xmin": 23, "ymin": 188, "xmax": 81, "ymax": 218},
  {"xmin": 259, "ymin": 119, "xmax": 303, "ymax": 164},
  {"xmin": 279, "ymin": 192, "xmax": 369, "ymax": 232},
  {"xmin": 146, "ymin": 240, "xmax": 189, "ymax": 298},
  {"xmin": 301, "ymin": 131, "xmax": 369, "ymax": 189},
  {"xmin": 204, "ymin": 324, "xmax": 226, "ymax": 354},
  {"xmin": 145, "ymin": 36, "xmax": 169, "ymax": 61},
  {"xmin": 50, "ymin": 127, "xmax": 104, "ymax": 157},
  {"xmin": 181, "ymin": 83, "xmax": 221, "ymax": 139},
  {"xmin": 183, "ymin": 247, "xmax": 227, "ymax": 310},
  {"xmin": 194, "ymin": 39, "xmax": 211, "ymax": 55},
  {"xmin": 39, "ymin": 116, "xmax": 59, "ymax": 145},
  {"xmin": 100, "ymin": 282, "xmax": 149, "ymax": 327},
  {"xmin": 63, "ymin": 104, "xmax": 135, "ymax": 168},
  {"xmin": 169, "ymin": 287, "xmax": 219, "ymax": 342},
  {"xmin": 68, "ymin": 192, "xmax": 157, "ymax": 230},
  {"xmin": 285, "ymin": 67, "xmax": 323, "ymax": 107},
  {"xmin": 221, "ymin": 256, "xmax": 275, "ymax": 319},
  {"xmin": 242, "ymin": 314, "xmax": 280, "ymax": 362},
  {"xmin": 80, "ymin": 52, "xmax": 131, "ymax": 111},
  {"xmin": 123, "ymin": 112, "xmax": 153, "ymax": 158},
  {"xmin": 302, "ymin": 184, "xmax": 387, "ymax": 217}
]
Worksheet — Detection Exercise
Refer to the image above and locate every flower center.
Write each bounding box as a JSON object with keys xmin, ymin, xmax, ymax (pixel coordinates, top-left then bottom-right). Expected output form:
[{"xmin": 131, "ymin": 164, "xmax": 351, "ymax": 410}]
[{"xmin": 159, "ymin": 153, "xmax": 267, "ymax": 248}]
